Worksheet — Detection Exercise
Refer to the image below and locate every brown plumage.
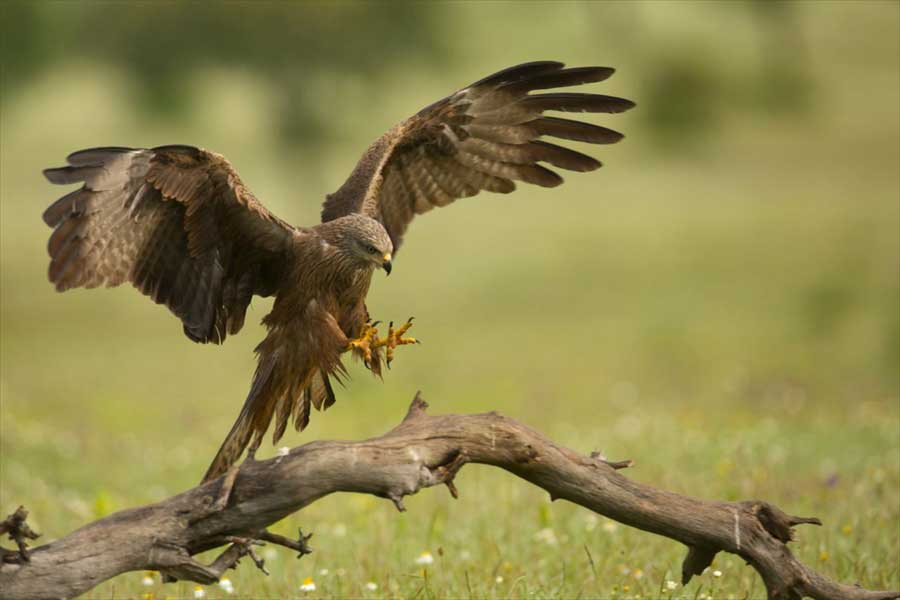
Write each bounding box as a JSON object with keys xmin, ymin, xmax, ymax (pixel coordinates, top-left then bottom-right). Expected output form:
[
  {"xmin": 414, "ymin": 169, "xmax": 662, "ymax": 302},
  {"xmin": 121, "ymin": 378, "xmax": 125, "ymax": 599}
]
[{"xmin": 42, "ymin": 61, "xmax": 634, "ymax": 481}]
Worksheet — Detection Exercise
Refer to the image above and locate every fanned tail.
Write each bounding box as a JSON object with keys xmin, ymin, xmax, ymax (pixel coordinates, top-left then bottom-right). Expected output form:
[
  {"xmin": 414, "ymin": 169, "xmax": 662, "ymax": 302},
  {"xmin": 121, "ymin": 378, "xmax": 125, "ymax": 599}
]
[
  {"xmin": 202, "ymin": 302, "xmax": 350, "ymax": 483},
  {"xmin": 202, "ymin": 366, "xmax": 342, "ymax": 483},
  {"xmin": 201, "ymin": 353, "xmax": 279, "ymax": 483}
]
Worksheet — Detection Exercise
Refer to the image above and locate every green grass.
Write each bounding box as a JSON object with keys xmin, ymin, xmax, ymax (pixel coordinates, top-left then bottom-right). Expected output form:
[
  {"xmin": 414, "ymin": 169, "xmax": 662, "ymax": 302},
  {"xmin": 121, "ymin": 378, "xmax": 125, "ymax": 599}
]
[{"xmin": 2, "ymin": 3, "xmax": 898, "ymax": 599}]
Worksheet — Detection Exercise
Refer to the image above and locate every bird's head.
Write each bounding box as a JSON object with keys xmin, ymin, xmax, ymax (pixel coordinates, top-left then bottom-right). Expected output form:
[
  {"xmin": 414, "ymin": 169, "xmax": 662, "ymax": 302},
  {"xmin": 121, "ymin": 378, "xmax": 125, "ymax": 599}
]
[{"xmin": 336, "ymin": 214, "xmax": 394, "ymax": 275}]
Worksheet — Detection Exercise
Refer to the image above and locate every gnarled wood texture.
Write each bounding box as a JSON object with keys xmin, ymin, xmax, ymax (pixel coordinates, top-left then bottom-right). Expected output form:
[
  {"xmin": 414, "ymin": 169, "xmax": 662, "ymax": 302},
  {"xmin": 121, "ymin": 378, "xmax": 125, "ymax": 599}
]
[{"xmin": 1, "ymin": 394, "xmax": 897, "ymax": 600}]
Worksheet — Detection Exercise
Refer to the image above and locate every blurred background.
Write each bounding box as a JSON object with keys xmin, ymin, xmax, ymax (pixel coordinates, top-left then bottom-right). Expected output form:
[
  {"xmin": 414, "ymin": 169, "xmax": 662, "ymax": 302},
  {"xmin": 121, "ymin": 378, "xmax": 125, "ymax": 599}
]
[{"xmin": 1, "ymin": 2, "xmax": 898, "ymax": 598}]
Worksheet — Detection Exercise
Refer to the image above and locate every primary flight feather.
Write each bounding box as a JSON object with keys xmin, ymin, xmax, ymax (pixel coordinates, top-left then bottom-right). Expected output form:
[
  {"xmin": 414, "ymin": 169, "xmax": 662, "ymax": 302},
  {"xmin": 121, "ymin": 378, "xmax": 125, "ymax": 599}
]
[{"xmin": 42, "ymin": 61, "xmax": 634, "ymax": 481}]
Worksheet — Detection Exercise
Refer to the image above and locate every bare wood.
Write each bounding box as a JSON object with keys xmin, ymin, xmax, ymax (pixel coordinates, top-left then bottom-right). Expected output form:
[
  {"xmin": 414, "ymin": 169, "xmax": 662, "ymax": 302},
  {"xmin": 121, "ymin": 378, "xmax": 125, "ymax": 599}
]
[
  {"xmin": 0, "ymin": 394, "xmax": 896, "ymax": 600},
  {"xmin": 0, "ymin": 507, "xmax": 40, "ymax": 564}
]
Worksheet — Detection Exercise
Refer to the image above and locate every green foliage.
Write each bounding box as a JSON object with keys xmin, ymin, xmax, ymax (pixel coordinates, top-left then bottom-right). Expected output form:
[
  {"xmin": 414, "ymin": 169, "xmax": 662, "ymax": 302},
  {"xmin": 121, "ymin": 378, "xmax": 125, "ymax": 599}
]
[
  {"xmin": 1, "ymin": 0, "xmax": 821, "ymax": 152},
  {"xmin": 1, "ymin": 1, "xmax": 898, "ymax": 598},
  {"xmin": 1, "ymin": 1, "xmax": 445, "ymax": 146}
]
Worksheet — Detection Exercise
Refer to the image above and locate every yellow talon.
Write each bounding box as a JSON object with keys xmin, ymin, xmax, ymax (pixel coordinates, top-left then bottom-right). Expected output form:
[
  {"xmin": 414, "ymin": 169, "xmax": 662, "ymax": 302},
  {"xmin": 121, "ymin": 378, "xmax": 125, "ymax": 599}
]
[
  {"xmin": 347, "ymin": 322, "xmax": 381, "ymax": 365},
  {"xmin": 348, "ymin": 317, "xmax": 418, "ymax": 370},
  {"xmin": 382, "ymin": 318, "xmax": 419, "ymax": 367}
]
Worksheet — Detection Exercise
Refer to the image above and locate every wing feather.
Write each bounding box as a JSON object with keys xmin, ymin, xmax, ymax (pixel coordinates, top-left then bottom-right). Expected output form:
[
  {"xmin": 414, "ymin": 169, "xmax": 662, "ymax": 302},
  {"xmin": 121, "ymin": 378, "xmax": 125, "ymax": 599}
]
[
  {"xmin": 321, "ymin": 61, "xmax": 634, "ymax": 249},
  {"xmin": 43, "ymin": 146, "xmax": 296, "ymax": 344}
]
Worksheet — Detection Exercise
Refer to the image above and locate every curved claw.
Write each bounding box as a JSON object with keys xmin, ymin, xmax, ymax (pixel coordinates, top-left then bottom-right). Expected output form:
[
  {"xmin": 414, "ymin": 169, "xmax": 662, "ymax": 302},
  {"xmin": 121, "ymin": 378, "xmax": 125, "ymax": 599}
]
[
  {"xmin": 358, "ymin": 316, "xmax": 420, "ymax": 368},
  {"xmin": 347, "ymin": 322, "xmax": 382, "ymax": 365}
]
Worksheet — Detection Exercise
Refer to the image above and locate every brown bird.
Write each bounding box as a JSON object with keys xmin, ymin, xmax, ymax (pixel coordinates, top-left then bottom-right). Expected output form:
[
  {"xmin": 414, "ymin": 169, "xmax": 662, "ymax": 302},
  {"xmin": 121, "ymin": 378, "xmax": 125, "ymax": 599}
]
[{"xmin": 42, "ymin": 61, "xmax": 634, "ymax": 481}]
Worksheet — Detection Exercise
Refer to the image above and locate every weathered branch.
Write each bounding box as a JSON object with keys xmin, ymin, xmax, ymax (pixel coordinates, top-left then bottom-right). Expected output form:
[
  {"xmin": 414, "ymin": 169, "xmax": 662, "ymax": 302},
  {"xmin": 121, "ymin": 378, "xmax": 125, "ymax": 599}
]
[
  {"xmin": 0, "ymin": 507, "xmax": 40, "ymax": 564},
  {"xmin": 0, "ymin": 393, "xmax": 896, "ymax": 600}
]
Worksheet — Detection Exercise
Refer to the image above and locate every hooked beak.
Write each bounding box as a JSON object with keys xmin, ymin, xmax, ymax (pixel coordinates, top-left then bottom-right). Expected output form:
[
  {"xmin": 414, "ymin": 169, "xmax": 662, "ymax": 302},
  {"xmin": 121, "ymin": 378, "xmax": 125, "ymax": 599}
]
[{"xmin": 382, "ymin": 253, "xmax": 392, "ymax": 275}]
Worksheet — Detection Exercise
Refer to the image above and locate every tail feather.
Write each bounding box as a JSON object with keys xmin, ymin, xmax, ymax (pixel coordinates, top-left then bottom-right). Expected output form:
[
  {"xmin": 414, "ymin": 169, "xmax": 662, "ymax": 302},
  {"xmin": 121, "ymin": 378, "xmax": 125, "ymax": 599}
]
[
  {"xmin": 201, "ymin": 355, "xmax": 327, "ymax": 482},
  {"xmin": 309, "ymin": 371, "xmax": 337, "ymax": 411},
  {"xmin": 202, "ymin": 404, "xmax": 255, "ymax": 483},
  {"xmin": 201, "ymin": 304, "xmax": 349, "ymax": 483},
  {"xmin": 201, "ymin": 353, "xmax": 278, "ymax": 483}
]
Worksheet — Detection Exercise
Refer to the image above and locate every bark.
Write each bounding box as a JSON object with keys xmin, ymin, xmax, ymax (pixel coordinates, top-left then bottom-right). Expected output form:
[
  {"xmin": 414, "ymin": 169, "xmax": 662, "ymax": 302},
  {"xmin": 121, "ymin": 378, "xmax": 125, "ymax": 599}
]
[{"xmin": 1, "ymin": 394, "xmax": 897, "ymax": 600}]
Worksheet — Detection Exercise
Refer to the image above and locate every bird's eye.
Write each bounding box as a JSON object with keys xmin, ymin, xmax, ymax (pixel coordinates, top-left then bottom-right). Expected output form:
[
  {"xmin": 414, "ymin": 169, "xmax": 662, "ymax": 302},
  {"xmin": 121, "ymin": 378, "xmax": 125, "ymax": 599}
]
[{"xmin": 366, "ymin": 245, "xmax": 378, "ymax": 254}]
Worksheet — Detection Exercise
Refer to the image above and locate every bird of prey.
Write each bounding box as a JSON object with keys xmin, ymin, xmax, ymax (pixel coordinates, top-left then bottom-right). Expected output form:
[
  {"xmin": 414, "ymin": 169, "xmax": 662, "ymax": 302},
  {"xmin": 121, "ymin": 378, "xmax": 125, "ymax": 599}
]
[{"xmin": 42, "ymin": 61, "xmax": 634, "ymax": 481}]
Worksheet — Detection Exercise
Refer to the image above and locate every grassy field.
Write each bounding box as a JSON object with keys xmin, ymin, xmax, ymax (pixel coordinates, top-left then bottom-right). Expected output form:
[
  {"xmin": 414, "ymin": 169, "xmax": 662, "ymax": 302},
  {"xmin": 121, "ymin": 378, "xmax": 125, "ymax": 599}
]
[{"xmin": 1, "ymin": 3, "xmax": 898, "ymax": 599}]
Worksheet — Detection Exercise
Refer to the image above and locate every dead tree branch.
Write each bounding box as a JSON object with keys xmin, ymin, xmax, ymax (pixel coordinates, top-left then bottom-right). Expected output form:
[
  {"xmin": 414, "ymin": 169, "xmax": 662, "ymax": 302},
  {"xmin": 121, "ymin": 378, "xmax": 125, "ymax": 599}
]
[
  {"xmin": 0, "ymin": 507, "xmax": 40, "ymax": 564},
  {"xmin": 0, "ymin": 393, "xmax": 896, "ymax": 600}
]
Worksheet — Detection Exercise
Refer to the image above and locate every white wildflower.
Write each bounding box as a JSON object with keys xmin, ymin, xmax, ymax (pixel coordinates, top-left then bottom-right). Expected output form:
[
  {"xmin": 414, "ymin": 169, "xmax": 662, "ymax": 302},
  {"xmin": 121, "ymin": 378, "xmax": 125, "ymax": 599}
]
[
  {"xmin": 218, "ymin": 577, "xmax": 234, "ymax": 595},
  {"xmin": 365, "ymin": 582, "xmax": 378, "ymax": 591},
  {"xmin": 277, "ymin": 446, "xmax": 290, "ymax": 456},
  {"xmin": 713, "ymin": 569, "xmax": 722, "ymax": 577},
  {"xmin": 415, "ymin": 551, "xmax": 434, "ymax": 565},
  {"xmin": 299, "ymin": 577, "xmax": 316, "ymax": 592},
  {"xmin": 495, "ymin": 576, "xmax": 504, "ymax": 584},
  {"xmin": 193, "ymin": 586, "xmax": 206, "ymax": 599},
  {"xmin": 319, "ymin": 568, "xmax": 329, "ymax": 576},
  {"xmin": 141, "ymin": 572, "xmax": 154, "ymax": 586},
  {"xmin": 665, "ymin": 579, "xmax": 678, "ymax": 591},
  {"xmin": 534, "ymin": 527, "xmax": 558, "ymax": 546}
]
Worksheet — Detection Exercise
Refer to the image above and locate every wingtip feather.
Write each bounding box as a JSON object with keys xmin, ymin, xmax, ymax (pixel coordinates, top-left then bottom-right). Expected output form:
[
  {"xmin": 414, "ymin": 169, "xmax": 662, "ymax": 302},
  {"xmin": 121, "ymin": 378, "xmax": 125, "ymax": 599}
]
[
  {"xmin": 66, "ymin": 146, "xmax": 137, "ymax": 165},
  {"xmin": 43, "ymin": 167, "xmax": 73, "ymax": 185},
  {"xmin": 470, "ymin": 61, "xmax": 565, "ymax": 88}
]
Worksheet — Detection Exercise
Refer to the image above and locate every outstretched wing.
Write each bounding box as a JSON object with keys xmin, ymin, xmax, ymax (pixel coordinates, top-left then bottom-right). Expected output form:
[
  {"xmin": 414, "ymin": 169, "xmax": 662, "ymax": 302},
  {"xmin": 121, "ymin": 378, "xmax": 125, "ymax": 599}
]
[
  {"xmin": 321, "ymin": 61, "xmax": 634, "ymax": 250},
  {"xmin": 43, "ymin": 146, "xmax": 296, "ymax": 344}
]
